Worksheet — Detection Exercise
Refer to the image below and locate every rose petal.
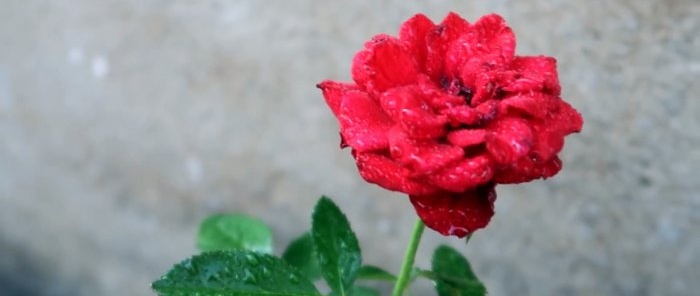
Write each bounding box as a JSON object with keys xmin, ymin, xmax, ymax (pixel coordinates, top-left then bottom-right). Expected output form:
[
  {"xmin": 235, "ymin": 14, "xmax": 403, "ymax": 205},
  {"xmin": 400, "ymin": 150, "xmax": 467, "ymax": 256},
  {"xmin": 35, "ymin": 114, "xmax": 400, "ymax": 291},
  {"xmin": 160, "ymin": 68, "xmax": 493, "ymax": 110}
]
[
  {"xmin": 470, "ymin": 14, "xmax": 516, "ymax": 61},
  {"xmin": 354, "ymin": 152, "xmax": 438, "ymax": 195},
  {"xmin": 458, "ymin": 53, "xmax": 509, "ymax": 106},
  {"xmin": 317, "ymin": 80, "xmax": 358, "ymax": 117},
  {"xmin": 377, "ymin": 85, "xmax": 447, "ymax": 140},
  {"xmin": 425, "ymin": 156, "xmax": 493, "ymax": 192},
  {"xmin": 410, "ymin": 184, "xmax": 496, "ymax": 237},
  {"xmin": 339, "ymin": 91, "xmax": 393, "ymax": 151},
  {"xmin": 379, "ymin": 86, "xmax": 426, "ymax": 121},
  {"xmin": 351, "ymin": 35, "xmax": 419, "ymax": 94},
  {"xmin": 499, "ymin": 93, "xmax": 543, "ymax": 118},
  {"xmin": 425, "ymin": 12, "xmax": 471, "ymax": 79},
  {"xmin": 529, "ymin": 121, "xmax": 565, "ymax": 162},
  {"xmin": 444, "ymin": 105, "xmax": 480, "ymax": 125},
  {"xmin": 444, "ymin": 13, "xmax": 514, "ymax": 82},
  {"xmin": 447, "ymin": 129, "xmax": 487, "ymax": 147},
  {"xmin": 388, "ymin": 127, "xmax": 463, "ymax": 174},
  {"xmin": 493, "ymin": 156, "xmax": 562, "ymax": 184},
  {"xmin": 399, "ymin": 14, "xmax": 435, "ymax": 72},
  {"xmin": 399, "ymin": 108, "xmax": 447, "ymax": 140},
  {"xmin": 485, "ymin": 117, "xmax": 534, "ymax": 165},
  {"xmin": 414, "ymin": 75, "xmax": 466, "ymax": 110},
  {"xmin": 504, "ymin": 56, "xmax": 561, "ymax": 96},
  {"xmin": 444, "ymin": 100, "xmax": 497, "ymax": 126},
  {"xmin": 550, "ymin": 99, "xmax": 584, "ymax": 134}
]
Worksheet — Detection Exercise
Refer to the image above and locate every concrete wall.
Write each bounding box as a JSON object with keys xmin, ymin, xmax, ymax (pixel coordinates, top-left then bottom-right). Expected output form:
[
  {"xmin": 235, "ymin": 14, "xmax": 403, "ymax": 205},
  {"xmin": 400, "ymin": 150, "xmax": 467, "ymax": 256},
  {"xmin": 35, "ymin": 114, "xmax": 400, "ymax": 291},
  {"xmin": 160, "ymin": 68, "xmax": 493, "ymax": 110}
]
[{"xmin": 1, "ymin": 0, "xmax": 698, "ymax": 295}]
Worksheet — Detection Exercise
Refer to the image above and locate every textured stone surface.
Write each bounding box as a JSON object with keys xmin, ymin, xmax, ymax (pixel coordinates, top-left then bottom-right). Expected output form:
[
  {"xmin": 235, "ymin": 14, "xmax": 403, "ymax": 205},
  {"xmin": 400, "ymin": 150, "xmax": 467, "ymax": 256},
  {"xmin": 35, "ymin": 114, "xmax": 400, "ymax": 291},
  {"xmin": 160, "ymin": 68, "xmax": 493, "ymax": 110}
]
[{"xmin": 1, "ymin": 0, "xmax": 698, "ymax": 295}]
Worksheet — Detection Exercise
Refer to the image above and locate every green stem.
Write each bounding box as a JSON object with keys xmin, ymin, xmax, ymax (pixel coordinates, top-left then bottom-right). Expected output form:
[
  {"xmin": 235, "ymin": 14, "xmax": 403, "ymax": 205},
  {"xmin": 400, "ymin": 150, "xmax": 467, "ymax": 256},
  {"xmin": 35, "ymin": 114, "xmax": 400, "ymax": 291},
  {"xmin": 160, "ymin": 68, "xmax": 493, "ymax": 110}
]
[{"xmin": 391, "ymin": 219, "xmax": 425, "ymax": 296}]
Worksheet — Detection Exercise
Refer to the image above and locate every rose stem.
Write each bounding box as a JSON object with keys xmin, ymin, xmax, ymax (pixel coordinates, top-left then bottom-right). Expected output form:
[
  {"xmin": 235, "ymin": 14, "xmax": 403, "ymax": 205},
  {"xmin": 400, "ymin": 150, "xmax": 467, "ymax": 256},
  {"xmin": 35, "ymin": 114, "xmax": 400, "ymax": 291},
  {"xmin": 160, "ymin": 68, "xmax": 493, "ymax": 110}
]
[{"xmin": 391, "ymin": 219, "xmax": 425, "ymax": 296}]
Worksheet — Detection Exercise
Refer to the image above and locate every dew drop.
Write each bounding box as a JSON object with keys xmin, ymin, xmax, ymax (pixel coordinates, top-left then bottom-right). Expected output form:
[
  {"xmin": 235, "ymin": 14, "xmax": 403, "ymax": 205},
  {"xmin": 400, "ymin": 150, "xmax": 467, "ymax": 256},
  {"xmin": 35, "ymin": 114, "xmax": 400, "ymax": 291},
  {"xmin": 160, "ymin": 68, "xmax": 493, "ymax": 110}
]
[
  {"xmin": 289, "ymin": 273, "xmax": 300, "ymax": 284},
  {"xmin": 242, "ymin": 269, "xmax": 257, "ymax": 284},
  {"xmin": 245, "ymin": 254, "xmax": 260, "ymax": 266}
]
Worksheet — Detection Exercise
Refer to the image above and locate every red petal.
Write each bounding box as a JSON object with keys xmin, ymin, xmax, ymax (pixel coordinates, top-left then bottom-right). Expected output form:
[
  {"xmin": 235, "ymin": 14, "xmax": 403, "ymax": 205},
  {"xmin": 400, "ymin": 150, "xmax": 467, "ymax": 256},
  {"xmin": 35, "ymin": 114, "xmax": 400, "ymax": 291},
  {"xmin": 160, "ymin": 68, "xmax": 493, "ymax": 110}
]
[
  {"xmin": 399, "ymin": 14, "xmax": 436, "ymax": 72},
  {"xmin": 425, "ymin": 12, "xmax": 470, "ymax": 79},
  {"xmin": 485, "ymin": 117, "xmax": 534, "ymax": 165},
  {"xmin": 378, "ymin": 85, "xmax": 447, "ymax": 140},
  {"xmin": 387, "ymin": 127, "xmax": 463, "ymax": 175},
  {"xmin": 528, "ymin": 99, "xmax": 582, "ymax": 161},
  {"xmin": 447, "ymin": 129, "xmax": 487, "ymax": 147},
  {"xmin": 317, "ymin": 80, "xmax": 358, "ymax": 117},
  {"xmin": 410, "ymin": 184, "xmax": 496, "ymax": 237},
  {"xmin": 457, "ymin": 53, "xmax": 509, "ymax": 106},
  {"xmin": 550, "ymin": 99, "xmax": 583, "ymax": 134},
  {"xmin": 444, "ymin": 105, "xmax": 480, "ymax": 125},
  {"xmin": 425, "ymin": 156, "xmax": 493, "ymax": 192},
  {"xmin": 499, "ymin": 93, "xmax": 543, "ymax": 117},
  {"xmin": 444, "ymin": 101, "xmax": 497, "ymax": 126},
  {"xmin": 399, "ymin": 108, "xmax": 447, "ymax": 140},
  {"xmin": 351, "ymin": 35, "xmax": 419, "ymax": 94},
  {"xmin": 504, "ymin": 56, "xmax": 561, "ymax": 96},
  {"xmin": 444, "ymin": 13, "xmax": 514, "ymax": 81},
  {"xmin": 529, "ymin": 121, "xmax": 565, "ymax": 162},
  {"xmin": 414, "ymin": 75, "xmax": 465, "ymax": 110},
  {"xmin": 379, "ymin": 86, "xmax": 426, "ymax": 121},
  {"xmin": 493, "ymin": 156, "xmax": 562, "ymax": 184},
  {"xmin": 339, "ymin": 91, "xmax": 393, "ymax": 152},
  {"xmin": 470, "ymin": 14, "xmax": 516, "ymax": 61},
  {"xmin": 354, "ymin": 152, "xmax": 438, "ymax": 195}
]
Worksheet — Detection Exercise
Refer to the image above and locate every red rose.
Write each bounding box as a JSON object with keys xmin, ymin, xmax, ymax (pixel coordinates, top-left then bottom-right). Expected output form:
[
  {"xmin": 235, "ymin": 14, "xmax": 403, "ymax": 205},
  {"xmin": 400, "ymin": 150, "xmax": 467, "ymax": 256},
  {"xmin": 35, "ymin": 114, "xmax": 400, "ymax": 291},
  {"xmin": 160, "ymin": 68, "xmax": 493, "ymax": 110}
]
[{"xmin": 319, "ymin": 12, "xmax": 582, "ymax": 237}]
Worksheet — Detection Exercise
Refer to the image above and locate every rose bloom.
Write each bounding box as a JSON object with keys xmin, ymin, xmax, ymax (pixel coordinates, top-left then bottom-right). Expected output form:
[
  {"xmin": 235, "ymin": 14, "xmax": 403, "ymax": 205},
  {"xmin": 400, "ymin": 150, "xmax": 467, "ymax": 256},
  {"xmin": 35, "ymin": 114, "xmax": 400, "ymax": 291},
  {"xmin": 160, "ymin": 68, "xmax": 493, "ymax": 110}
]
[{"xmin": 319, "ymin": 12, "xmax": 582, "ymax": 237}]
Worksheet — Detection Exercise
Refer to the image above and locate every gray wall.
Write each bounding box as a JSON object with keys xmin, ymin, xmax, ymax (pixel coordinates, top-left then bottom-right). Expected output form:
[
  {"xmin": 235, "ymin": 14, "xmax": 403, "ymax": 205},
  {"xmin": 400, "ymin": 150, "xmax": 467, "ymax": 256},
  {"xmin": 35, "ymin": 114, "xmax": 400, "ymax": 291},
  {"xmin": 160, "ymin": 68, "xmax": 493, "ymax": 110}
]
[{"xmin": 1, "ymin": 0, "xmax": 698, "ymax": 295}]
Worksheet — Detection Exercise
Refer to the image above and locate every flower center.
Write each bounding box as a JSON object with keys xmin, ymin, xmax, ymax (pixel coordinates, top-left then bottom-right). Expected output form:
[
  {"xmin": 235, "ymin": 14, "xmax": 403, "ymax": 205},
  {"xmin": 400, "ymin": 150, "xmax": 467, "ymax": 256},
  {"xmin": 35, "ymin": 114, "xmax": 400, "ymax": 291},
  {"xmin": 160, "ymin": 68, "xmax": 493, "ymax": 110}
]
[{"xmin": 440, "ymin": 77, "xmax": 474, "ymax": 105}]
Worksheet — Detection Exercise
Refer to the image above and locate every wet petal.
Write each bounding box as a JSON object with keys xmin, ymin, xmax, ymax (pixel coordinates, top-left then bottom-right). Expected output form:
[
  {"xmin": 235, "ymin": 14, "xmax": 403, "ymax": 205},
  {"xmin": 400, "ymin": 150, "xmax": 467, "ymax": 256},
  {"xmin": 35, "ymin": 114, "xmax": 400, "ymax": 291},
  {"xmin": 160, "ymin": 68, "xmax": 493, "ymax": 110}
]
[
  {"xmin": 425, "ymin": 12, "xmax": 471, "ymax": 79},
  {"xmin": 493, "ymin": 156, "xmax": 562, "ymax": 184},
  {"xmin": 387, "ymin": 127, "xmax": 462, "ymax": 175},
  {"xmin": 410, "ymin": 184, "xmax": 496, "ymax": 237},
  {"xmin": 458, "ymin": 53, "xmax": 509, "ymax": 106},
  {"xmin": 399, "ymin": 108, "xmax": 447, "ymax": 140},
  {"xmin": 447, "ymin": 129, "xmax": 487, "ymax": 147},
  {"xmin": 444, "ymin": 100, "xmax": 497, "ymax": 126},
  {"xmin": 354, "ymin": 152, "xmax": 438, "ymax": 195},
  {"xmin": 425, "ymin": 156, "xmax": 493, "ymax": 192},
  {"xmin": 504, "ymin": 56, "xmax": 560, "ymax": 96},
  {"xmin": 485, "ymin": 117, "xmax": 534, "ymax": 165},
  {"xmin": 399, "ymin": 14, "xmax": 436, "ymax": 72},
  {"xmin": 499, "ymin": 93, "xmax": 543, "ymax": 118},
  {"xmin": 339, "ymin": 91, "xmax": 393, "ymax": 151},
  {"xmin": 550, "ymin": 98, "xmax": 584, "ymax": 134},
  {"xmin": 444, "ymin": 105, "xmax": 480, "ymax": 125},
  {"xmin": 317, "ymin": 80, "xmax": 358, "ymax": 117},
  {"xmin": 470, "ymin": 14, "xmax": 516, "ymax": 61},
  {"xmin": 351, "ymin": 35, "xmax": 420, "ymax": 94},
  {"xmin": 529, "ymin": 121, "xmax": 565, "ymax": 162},
  {"xmin": 379, "ymin": 86, "xmax": 426, "ymax": 121}
]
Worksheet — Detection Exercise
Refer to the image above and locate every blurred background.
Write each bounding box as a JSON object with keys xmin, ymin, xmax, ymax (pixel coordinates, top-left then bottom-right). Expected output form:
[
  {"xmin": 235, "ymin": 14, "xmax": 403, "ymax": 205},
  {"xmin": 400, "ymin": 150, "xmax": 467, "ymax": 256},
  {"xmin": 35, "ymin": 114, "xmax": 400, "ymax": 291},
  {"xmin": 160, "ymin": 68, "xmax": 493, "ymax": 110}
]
[{"xmin": 1, "ymin": 0, "xmax": 698, "ymax": 295}]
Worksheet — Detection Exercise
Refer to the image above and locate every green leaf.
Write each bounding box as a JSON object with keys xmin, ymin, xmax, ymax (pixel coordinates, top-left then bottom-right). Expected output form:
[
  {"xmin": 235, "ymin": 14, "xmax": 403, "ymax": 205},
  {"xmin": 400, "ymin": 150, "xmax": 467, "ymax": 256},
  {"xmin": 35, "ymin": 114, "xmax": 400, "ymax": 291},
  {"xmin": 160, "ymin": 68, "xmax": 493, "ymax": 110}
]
[
  {"xmin": 311, "ymin": 196, "xmax": 362, "ymax": 296},
  {"xmin": 197, "ymin": 214, "xmax": 273, "ymax": 253},
  {"xmin": 431, "ymin": 245, "xmax": 486, "ymax": 296},
  {"xmin": 283, "ymin": 232, "xmax": 322, "ymax": 281},
  {"xmin": 152, "ymin": 250, "xmax": 321, "ymax": 296},
  {"xmin": 356, "ymin": 265, "xmax": 396, "ymax": 281}
]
